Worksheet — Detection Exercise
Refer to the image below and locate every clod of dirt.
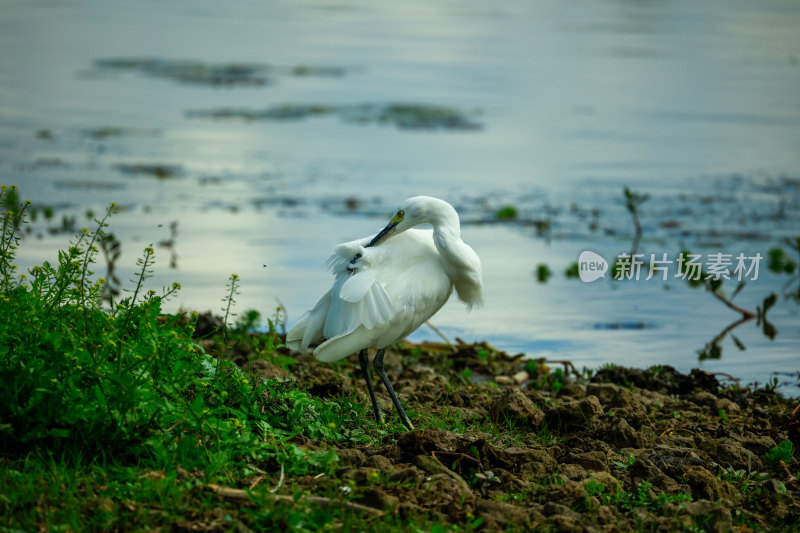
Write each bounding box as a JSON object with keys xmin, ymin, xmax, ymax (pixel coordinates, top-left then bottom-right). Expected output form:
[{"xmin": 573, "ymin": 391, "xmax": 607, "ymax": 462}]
[
  {"xmin": 366, "ymin": 454, "xmax": 394, "ymax": 472},
  {"xmin": 335, "ymin": 448, "xmax": 366, "ymax": 467},
  {"xmin": 413, "ymin": 455, "xmax": 471, "ymax": 496},
  {"xmin": 562, "ymin": 450, "xmax": 608, "ymax": 473},
  {"xmin": 545, "ymin": 396, "xmax": 603, "ymax": 431},
  {"xmin": 357, "ymin": 488, "xmax": 399, "ymax": 510},
  {"xmin": 629, "ymin": 457, "xmax": 682, "ymax": 493},
  {"xmin": 591, "ymin": 365, "xmax": 720, "ymax": 395},
  {"xmin": 584, "ymin": 471, "xmax": 620, "ymax": 494},
  {"xmin": 475, "ymin": 499, "xmax": 535, "ymax": 531},
  {"xmin": 681, "ymin": 465, "xmax": 740, "ymax": 503},
  {"xmin": 243, "ymin": 359, "xmax": 289, "ymax": 380},
  {"xmin": 586, "ymin": 382, "xmax": 648, "ymax": 426},
  {"xmin": 489, "ymin": 387, "xmax": 545, "ymax": 427},
  {"xmin": 388, "ymin": 428, "xmax": 470, "ymax": 461},
  {"xmin": 682, "ymin": 500, "xmax": 733, "ymax": 533},
  {"xmin": 715, "ymin": 439, "xmax": 762, "ymax": 470},
  {"xmin": 599, "ymin": 417, "xmax": 646, "ymax": 449}
]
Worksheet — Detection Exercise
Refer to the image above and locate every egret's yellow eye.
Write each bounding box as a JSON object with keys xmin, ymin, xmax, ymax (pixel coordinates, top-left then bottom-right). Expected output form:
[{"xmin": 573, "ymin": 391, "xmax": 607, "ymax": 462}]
[{"xmin": 391, "ymin": 210, "xmax": 404, "ymax": 224}]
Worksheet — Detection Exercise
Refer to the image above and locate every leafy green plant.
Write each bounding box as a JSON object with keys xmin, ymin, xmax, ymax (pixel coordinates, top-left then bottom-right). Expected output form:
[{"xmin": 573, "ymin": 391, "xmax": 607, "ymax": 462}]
[
  {"xmin": 535, "ymin": 263, "xmax": 552, "ymax": 283},
  {"xmin": 623, "ymin": 186, "xmax": 649, "ymax": 255},
  {"xmin": 495, "ymin": 206, "xmax": 518, "ymax": 220},
  {"xmin": 766, "ymin": 440, "xmax": 794, "ymax": 468},
  {"xmin": 768, "ymin": 246, "xmax": 796, "ymax": 274},
  {"xmin": 0, "ymin": 189, "xmax": 358, "ymax": 479},
  {"xmin": 612, "ymin": 455, "xmax": 636, "ymax": 469},
  {"xmin": 565, "ymin": 262, "xmax": 579, "ymax": 279}
]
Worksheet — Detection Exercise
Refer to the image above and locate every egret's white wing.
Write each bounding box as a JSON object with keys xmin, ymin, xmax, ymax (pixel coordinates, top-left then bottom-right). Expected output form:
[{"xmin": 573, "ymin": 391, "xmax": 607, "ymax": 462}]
[
  {"xmin": 323, "ymin": 272, "xmax": 395, "ymax": 338},
  {"xmin": 339, "ymin": 270, "xmax": 375, "ymax": 302},
  {"xmin": 312, "ymin": 271, "xmax": 396, "ymax": 362}
]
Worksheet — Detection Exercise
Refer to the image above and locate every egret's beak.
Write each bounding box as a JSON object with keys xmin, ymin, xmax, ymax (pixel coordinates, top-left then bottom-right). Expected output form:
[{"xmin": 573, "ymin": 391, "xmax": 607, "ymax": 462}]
[
  {"xmin": 366, "ymin": 215, "xmax": 402, "ymax": 248},
  {"xmin": 366, "ymin": 221, "xmax": 398, "ymax": 248}
]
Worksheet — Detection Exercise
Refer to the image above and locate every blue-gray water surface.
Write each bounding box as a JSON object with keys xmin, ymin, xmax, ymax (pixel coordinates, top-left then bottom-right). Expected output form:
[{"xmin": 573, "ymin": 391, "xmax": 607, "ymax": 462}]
[{"xmin": 1, "ymin": 0, "xmax": 798, "ymax": 392}]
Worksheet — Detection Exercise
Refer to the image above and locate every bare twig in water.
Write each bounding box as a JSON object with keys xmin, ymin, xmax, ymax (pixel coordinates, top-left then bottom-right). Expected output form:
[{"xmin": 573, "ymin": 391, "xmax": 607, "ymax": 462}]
[
  {"xmin": 699, "ymin": 314, "xmax": 754, "ymax": 360},
  {"xmin": 711, "ymin": 315, "xmax": 753, "ymax": 346},
  {"xmin": 623, "ymin": 187, "xmax": 649, "ymax": 256},
  {"xmin": 706, "ymin": 281, "xmax": 757, "ymax": 319}
]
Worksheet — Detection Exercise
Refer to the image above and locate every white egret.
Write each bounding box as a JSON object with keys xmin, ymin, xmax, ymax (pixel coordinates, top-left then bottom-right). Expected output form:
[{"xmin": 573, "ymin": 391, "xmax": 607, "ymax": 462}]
[{"xmin": 286, "ymin": 196, "xmax": 483, "ymax": 429}]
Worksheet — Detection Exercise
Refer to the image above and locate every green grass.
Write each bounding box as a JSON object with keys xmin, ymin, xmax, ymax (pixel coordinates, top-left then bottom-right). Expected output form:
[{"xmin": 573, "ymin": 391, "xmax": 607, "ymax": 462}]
[
  {"xmin": 0, "ymin": 186, "xmax": 465, "ymax": 531},
  {"xmin": 766, "ymin": 440, "xmax": 794, "ymax": 468},
  {"xmin": 585, "ymin": 480, "xmax": 691, "ymax": 513}
]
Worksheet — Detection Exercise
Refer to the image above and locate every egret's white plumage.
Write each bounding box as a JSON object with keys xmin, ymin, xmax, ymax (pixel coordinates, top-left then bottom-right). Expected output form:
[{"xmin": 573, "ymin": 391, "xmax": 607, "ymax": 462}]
[{"xmin": 286, "ymin": 196, "xmax": 482, "ymax": 428}]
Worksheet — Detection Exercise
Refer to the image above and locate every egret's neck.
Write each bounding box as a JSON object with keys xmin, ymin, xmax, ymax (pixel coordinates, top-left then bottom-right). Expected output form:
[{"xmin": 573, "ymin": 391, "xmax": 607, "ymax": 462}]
[
  {"xmin": 431, "ymin": 215, "xmax": 483, "ymax": 308},
  {"xmin": 431, "ymin": 218, "xmax": 463, "ymax": 268}
]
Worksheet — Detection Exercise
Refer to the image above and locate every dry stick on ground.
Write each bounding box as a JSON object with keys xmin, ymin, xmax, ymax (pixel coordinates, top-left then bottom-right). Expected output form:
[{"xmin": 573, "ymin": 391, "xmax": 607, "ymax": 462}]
[
  {"xmin": 205, "ymin": 484, "xmax": 384, "ymax": 518},
  {"xmin": 269, "ymin": 464, "xmax": 285, "ymax": 494},
  {"xmin": 710, "ymin": 372, "xmax": 742, "ymax": 387},
  {"xmin": 425, "ymin": 321, "xmax": 456, "ymax": 352},
  {"xmin": 545, "ymin": 359, "xmax": 578, "ymax": 378},
  {"xmin": 779, "ymin": 460, "xmax": 797, "ymax": 483}
]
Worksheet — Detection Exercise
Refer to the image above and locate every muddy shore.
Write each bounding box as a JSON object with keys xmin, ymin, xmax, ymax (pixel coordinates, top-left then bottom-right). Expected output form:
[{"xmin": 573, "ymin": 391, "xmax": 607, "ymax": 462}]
[{"xmin": 207, "ymin": 322, "xmax": 800, "ymax": 532}]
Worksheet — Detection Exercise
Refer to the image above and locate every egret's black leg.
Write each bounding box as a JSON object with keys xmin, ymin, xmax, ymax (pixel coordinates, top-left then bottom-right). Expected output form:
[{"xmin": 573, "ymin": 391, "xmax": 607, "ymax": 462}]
[
  {"xmin": 373, "ymin": 348, "xmax": 414, "ymax": 430},
  {"xmin": 358, "ymin": 349, "xmax": 383, "ymax": 424}
]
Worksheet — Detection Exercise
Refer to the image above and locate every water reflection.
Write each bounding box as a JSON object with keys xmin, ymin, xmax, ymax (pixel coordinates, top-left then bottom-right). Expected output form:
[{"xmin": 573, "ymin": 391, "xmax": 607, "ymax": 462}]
[{"xmin": 1, "ymin": 0, "xmax": 799, "ymax": 391}]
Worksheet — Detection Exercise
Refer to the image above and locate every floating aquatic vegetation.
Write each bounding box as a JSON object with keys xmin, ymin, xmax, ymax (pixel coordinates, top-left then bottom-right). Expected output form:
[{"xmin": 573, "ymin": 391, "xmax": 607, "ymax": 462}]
[
  {"xmin": 91, "ymin": 58, "xmax": 354, "ymax": 87},
  {"xmin": 593, "ymin": 321, "xmax": 649, "ymax": 330},
  {"xmin": 85, "ymin": 127, "xmax": 161, "ymax": 139},
  {"xmin": 495, "ymin": 205, "xmax": 518, "ymax": 220},
  {"xmin": 343, "ymin": 103, "xmax": 483, "ymax": 130},
  {"xmin": 114, "ymin": 163, "xmax": 182, "ymax": 179},
  {"xmin": 94, "ymin": 58, "xmax": 271, "ymax": 86},
  {"xmin": 186, "ymin": 103, "xmax": 483, "ymax": 131},
  {"xmin": 186, "ymin": 104, "xmax": 336, "ymax": 121},
  {"xmin": 54, "ymin": 180, "xmax": 126, "ymax": 190},
  {"xmin": 289, "ymin": 65, "xmax": 348, "ymax": 77}
]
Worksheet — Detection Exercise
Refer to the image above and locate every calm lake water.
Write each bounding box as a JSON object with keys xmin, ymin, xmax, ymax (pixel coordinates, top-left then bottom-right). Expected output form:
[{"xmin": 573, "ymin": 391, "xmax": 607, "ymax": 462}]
[{"xmin": 1, "ymin": 0, "xmax": 798, "ymax": 392}]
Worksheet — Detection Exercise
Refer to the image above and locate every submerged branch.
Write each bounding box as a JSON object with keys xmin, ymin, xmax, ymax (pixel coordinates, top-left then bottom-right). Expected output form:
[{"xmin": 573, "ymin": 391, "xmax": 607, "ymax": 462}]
[{"xmin": 707, "ymin": 284, "xmax": 757, "ymax": 319}]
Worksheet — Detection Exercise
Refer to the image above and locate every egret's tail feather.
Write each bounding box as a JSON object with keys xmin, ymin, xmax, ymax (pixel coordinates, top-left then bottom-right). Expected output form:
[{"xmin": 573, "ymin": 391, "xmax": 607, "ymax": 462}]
[
  {"xmin": 287, "ymin": 290, "xmax": 333, "ymax": 351},
  {"xmin": 314, "ymin": 328, "xmax": 380, "ymax": 363},
  {"xmin": 286, "ymin": 312, "xmax": 309, "ymax": 351}
]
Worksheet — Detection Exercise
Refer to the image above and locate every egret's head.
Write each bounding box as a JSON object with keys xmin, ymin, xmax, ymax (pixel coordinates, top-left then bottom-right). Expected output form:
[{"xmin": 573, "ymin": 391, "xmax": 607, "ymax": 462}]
[
  {"xmin": 366, "ymin": 196, "xmax": 457, "ymax": 248},
  {"xmin": 366, "ymin": 207, "xmax": 404, "ymax": 247}
]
